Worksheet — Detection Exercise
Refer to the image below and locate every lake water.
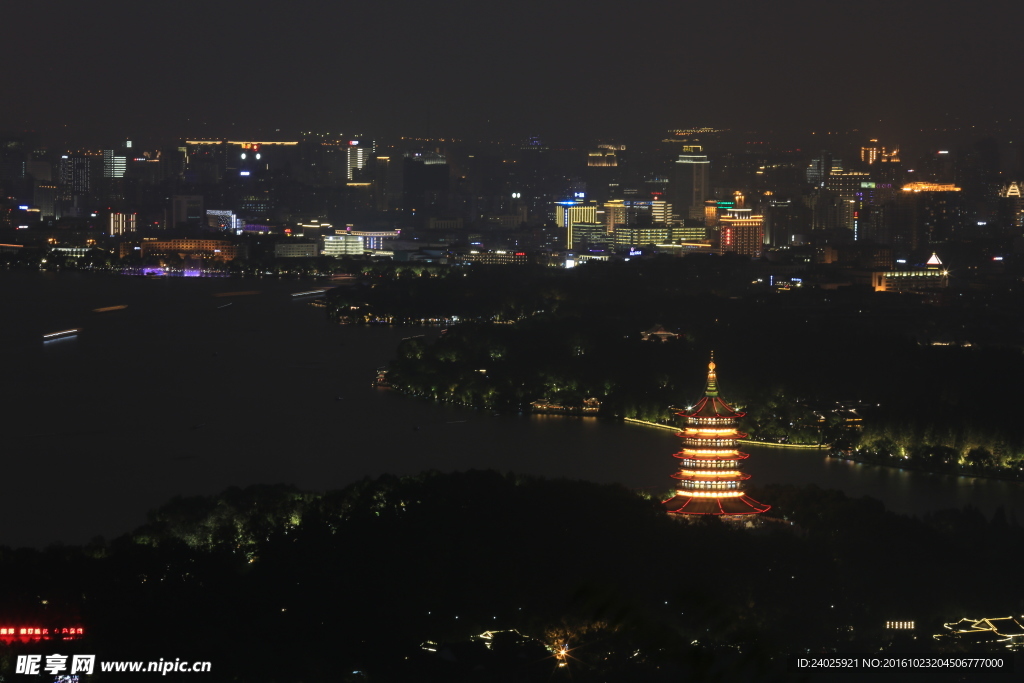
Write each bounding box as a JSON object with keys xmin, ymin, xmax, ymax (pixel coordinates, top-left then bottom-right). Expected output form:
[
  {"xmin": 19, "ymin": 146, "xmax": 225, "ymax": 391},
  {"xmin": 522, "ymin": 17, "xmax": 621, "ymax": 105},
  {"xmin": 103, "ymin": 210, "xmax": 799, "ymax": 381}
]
[{"xmin": 3, "ymin": 270, "xmax": 1022, "ymax": 547}]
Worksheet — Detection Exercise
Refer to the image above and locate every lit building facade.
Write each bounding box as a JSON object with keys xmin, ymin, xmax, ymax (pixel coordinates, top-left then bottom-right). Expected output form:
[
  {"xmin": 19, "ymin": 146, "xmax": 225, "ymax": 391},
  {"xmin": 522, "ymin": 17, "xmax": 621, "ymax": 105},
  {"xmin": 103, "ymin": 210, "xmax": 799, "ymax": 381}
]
[
  {"xmin": 108, "ymin": 212, "xmax": 136, "ymax": 236},
  {"xmin": 323, "ymin": 233, "xmax": 364, "ymax": 257},
  {"xmin": 869, "ymin": 252, "xmax": 949, "ymax": 292},
  {"xmin": 136, "ymin": 239, "xmax": 237, "ymax": 262},
  {"xmin": 718, "ymin": 208, "xmax": 764, "ymax": 258},
  {"xmin": 346, "ymin": 139, "xmax": 374, "ymax": 180},
  {"xmin": 663, "ymin": 357, "xmax": 770, "ymax": 516}
]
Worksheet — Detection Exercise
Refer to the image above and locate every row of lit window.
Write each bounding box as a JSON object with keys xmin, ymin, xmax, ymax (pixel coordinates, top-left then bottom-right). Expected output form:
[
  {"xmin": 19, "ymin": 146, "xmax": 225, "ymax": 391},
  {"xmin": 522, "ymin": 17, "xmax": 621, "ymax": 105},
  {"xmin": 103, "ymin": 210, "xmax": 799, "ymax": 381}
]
[
  {"xmin": 682, "ymin": 439, "xmax": 737, "ymax": 446},
  {"xmin": 681, "ymin": 481, "xmax": 739, "ymax": 490},
  {"xmin": 885, "ymin": 621, "xmax": 915, "ymax": 630},
  {"xmin": 689, "ymin": 418, "xmax": 734, "ymax": 425},
  {"xmin": 680, "ymin": 460, "xmax": 738, "ymax": 469},
  {"xmin": 0, "ymin": 628, "xmax": 83, "ymax": 636}
]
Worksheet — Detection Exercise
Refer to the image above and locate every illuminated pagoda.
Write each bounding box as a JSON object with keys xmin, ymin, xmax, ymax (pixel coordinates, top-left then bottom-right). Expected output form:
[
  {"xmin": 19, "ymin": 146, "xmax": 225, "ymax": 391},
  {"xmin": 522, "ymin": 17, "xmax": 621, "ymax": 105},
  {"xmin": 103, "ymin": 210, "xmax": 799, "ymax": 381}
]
[{"xmin": 663, "ymin": 355, "xmax": 770, "ymax": 516}]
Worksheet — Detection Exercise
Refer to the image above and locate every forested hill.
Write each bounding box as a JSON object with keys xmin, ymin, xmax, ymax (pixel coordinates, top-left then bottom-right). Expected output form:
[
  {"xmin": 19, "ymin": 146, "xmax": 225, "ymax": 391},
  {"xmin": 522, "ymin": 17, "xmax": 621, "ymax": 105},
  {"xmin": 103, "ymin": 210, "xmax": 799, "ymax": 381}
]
[{"xmin": 2, "ymin": 473, "xmax": 1023, "ymax": 681}]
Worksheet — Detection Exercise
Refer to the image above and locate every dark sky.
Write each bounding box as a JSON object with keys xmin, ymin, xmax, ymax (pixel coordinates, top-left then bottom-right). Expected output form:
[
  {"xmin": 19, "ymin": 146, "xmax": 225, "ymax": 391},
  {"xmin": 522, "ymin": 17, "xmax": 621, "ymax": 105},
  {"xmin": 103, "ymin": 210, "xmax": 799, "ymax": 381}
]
[{"xmin": 2, "ymin": 0, "xmax": 1022, "ymax": 148}]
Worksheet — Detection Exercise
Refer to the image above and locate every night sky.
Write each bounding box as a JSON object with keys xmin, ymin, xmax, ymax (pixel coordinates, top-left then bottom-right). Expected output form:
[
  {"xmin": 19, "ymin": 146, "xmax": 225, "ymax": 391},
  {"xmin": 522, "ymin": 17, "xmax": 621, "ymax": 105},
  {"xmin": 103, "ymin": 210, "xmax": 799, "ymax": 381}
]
[{"xmin": 3, "ymin": 0, "xmax": 1023, "ymax": 147}]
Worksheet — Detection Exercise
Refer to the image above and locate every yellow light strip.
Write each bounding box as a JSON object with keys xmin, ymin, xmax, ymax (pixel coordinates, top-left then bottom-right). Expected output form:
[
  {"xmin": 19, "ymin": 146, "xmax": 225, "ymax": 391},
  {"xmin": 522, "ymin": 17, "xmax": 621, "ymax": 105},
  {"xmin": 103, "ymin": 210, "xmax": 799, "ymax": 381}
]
[
  {"xmin": 681, "ymin": 449, "xmax": 740, "ymax": 456},
  {"xmin": 676, "ymin": 491, "xmax": 745, "ymax": 498},
  {"xmin": 677, "ymin": 470, "xmax": 741, "ymax": 477}
]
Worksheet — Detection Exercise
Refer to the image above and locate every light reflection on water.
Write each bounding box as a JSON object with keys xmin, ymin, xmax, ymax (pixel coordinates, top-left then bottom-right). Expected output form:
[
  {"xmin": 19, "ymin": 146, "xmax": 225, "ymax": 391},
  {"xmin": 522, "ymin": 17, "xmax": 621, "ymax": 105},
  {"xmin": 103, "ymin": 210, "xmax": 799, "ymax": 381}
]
[{"xmin": 2, "ymin": 270, "xmax": 1022, "ymax": 548}]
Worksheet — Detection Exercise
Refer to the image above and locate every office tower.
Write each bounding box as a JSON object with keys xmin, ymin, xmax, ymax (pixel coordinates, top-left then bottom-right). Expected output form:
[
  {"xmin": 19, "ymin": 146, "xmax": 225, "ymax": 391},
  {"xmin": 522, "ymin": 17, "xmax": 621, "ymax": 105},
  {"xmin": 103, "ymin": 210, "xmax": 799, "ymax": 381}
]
[
  {"xmin": 172, "ymin": 195, "xmax": 205, "ymax": 230},
  {"xmin": 602, "ymin": 199, "xmax": 626, "ymax": 234},
  {"xmin": 347, "ymin": 139, "xmax": 375, "ymax": 180},
  {"xmin": 323, "ymin": 232, "xmax": 365, "ymax": 256},
  {"xmin": 567, "ymin": 222, "xmax": 607, "ymax": 249},
  {"xmin": 998, "ymin": 182, "xmax": 1024, "ymax": 233},
  {"xmin": 109, "ymin": 212, "xmax": 136, "ymax": 236},
  {"xmin": 402, "ymin": 150, "xmax": 449, "ymax": 216},
  {"xmin": 890, "ymin": 183, "xmax": 964, "ymax": 252},
  {"xmin": 33, "ymin": 182, "xmax": 58, "ymax": 219},
  {"xmin": 103, "ymin": 149, "xmax": 127, "ymax": 178},
  {"xmin": 806, "ymin": 151, "xmax": 842, "ymax": 186},
  {"xmin": 825, "ymin": 171, "xmax": 872, "ymax": 239},
  {"xmin": 612, "ymin": 224, "xmax": 671, "ymax": 248},
  {"xmin": 670, "ymin": 149, "xmax": 710, "ymax": 220},
  {"xmin": 718, "ymin": 208, "xmax": 764, "ymax": 257},
  {"xmin": 555, "ymin": 200, "xmax": 597, "ymax": 247},
  {"xmin": 374, "ymin": 156, "xmax": 391, "ymax": 211}
]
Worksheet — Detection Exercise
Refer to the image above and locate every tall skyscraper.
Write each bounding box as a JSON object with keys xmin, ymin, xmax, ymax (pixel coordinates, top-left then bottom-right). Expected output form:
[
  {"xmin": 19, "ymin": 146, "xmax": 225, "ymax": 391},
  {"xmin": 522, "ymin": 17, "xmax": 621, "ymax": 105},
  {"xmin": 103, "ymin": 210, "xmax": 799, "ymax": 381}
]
[
  {"xmin": 346, "ymin": 139, "xmax": 375, "ymax": 181},
  {"xmin": 670, "ymin": 149, "xmax": 710, "ymax": 220},
  {"xmin": 825, "ymin": 170, "xmax": 872, "ymax": 239},
  {"xmin": 402, "ymin": 150, "xmax": 449, "ymax": 217},
  {"xmin": 103, "ymin": 149, "xmax": 127, "ymax": 178}
]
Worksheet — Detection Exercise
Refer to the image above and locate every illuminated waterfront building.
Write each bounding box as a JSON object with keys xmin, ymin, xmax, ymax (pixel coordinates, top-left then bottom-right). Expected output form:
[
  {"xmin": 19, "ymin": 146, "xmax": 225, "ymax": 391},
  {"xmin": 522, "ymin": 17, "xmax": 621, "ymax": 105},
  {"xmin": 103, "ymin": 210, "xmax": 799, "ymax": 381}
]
[
  {"xmin": 663, "ymin": 357, "xmax": 770, "ymax": 516},
  {"xmin": 130, "ymin": 238, "xmax": 237, "ymax": 262}
]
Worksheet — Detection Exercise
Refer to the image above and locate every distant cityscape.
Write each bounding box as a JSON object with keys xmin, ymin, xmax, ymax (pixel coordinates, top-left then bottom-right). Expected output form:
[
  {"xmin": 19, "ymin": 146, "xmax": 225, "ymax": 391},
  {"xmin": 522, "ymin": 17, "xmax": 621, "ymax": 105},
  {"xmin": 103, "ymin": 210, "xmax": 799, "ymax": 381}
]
[{"xmin": 0, "ymin": 127, "xmax": 1020, "ymax": 289}]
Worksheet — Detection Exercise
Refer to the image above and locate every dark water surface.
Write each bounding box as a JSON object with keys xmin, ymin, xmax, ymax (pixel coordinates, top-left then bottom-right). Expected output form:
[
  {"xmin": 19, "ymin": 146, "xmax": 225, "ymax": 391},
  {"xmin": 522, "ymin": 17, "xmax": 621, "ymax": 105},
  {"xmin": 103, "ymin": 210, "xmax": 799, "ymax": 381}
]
[{"xmin": 2, "ymin": 270, "xmax": 1022, "ymax": 547}]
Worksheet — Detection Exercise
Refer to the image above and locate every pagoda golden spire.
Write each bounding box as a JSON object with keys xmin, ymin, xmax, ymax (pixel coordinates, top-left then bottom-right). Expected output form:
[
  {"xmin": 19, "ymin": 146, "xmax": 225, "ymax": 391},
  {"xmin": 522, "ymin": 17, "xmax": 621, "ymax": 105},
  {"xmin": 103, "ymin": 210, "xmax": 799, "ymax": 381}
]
[{"xmin": 705, "ymin": 351, "xmax": 719, "ymax": 397}]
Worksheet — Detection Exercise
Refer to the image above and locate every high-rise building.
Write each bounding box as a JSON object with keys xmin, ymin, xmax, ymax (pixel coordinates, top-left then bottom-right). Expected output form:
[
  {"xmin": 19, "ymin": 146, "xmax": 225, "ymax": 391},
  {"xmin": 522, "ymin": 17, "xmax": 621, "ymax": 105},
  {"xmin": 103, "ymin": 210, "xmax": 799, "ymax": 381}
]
[
  {"xmin": 555, "ymin": 200, "xmax": 597, "ymax": 247},
  {"xmin": 718, "ymin": 208, "xmax": 764, "ymax": 257},
  {"xmin": 670, "ymin": 150, "xmax": 710, "ymax": 220},
  {"xmin": 172, "ymin": 195, "xmax": 205, "ymax": 230},
  {"xmin": 568, "ymin": 222, "xmax": 608, "ymax": 249},
  {"xmin": 891, "ymin": 182, "xmax": 964, "ymax": 249},
  {"xmin": 109, "ymin": 212, "xmax": 137, "ymax": 236},
  {"xmin": 33, "ymin": 182, "xmax": 58, "ymax": 219},
  {"xmin": 58, "ymin": 155, "xmax": 93, "ymax": 202},
  {"xmin": 998, "ymin": 181, "xmax": 1024, "ymax": 233},
  {"xmin": 662, "ymin": 356, "xmax": 771, "ymax": 517},
  {"xmin": 323, "ymin": 232, "xmax": 365, "ymax": 257},
  {"xmin": 346, "ymin": 139, "xmax": 375, "ymax": 180},
  {"xmin": 374, "ymin": 156, "xmax": 391, "ymax": 212},
  {"xmin": 825, "ymin": 170, "xmax": 872, "ymax": 239},
  {"xmin": 402, "ymin": 150, "xmax": 449, "ymax": 217},
  {"xmin": 860, "ymin": 140, "xmax": 900, "ymax": 166},
  {"xmin": 806, "ymin": 151, "xmax": 842, "ymax": 186},
  {"xmin": 102, "ymin": 149, "xmax": 127, "ymax": 178}
]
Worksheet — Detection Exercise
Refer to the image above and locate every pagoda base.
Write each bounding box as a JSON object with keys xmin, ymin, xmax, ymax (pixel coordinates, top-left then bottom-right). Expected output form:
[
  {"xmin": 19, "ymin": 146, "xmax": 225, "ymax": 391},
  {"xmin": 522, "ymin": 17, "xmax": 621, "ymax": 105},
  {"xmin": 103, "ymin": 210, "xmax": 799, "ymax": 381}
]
[{"xmin": 662, "ymin": 494, "xmax": 770, "ymax": 516}]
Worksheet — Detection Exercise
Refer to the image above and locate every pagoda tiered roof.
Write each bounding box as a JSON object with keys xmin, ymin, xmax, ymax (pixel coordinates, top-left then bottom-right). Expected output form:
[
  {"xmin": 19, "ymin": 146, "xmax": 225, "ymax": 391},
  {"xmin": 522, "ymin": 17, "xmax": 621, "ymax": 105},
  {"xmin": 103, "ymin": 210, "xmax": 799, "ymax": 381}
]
[
  {"xmin": 662, "ymin": 353, "xmax": 770, "ymax": 518},
  {"xmin": 665, "ymin": 494, "xmax": 770, "ymax": 515},
  {"xmin": 681, "ymin": 395, "xmax": 744, "ymax": 419}
]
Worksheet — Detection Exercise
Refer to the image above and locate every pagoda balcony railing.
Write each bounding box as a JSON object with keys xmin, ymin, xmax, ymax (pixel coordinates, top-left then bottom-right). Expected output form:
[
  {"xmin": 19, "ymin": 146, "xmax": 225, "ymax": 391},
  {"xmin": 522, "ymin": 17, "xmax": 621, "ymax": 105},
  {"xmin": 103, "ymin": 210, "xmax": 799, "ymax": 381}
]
[
  {"xmin": 676, "ymin": 481, "xmax": 742, "ymax": 491},
  {"xmin": 682, "ymin": 439, "xmax": 740, "ymax": 447},
  {"xmin": 675, "ymin": 457, "xmax": 746, "ymax": 468},
  {"xmin": 672, "ymin": 472, "xmax": 750, "ymax": 482},
  {"xmin": 687, "ymin": 417, "xmax": 738, "ymax": 425},
  {"xmin": 681, "ymin": 432, "xmax": 747, "ymax": 439},
  {"xmin": 680, "ymin": 448, "xmax": 743, "ymax": 457}
]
